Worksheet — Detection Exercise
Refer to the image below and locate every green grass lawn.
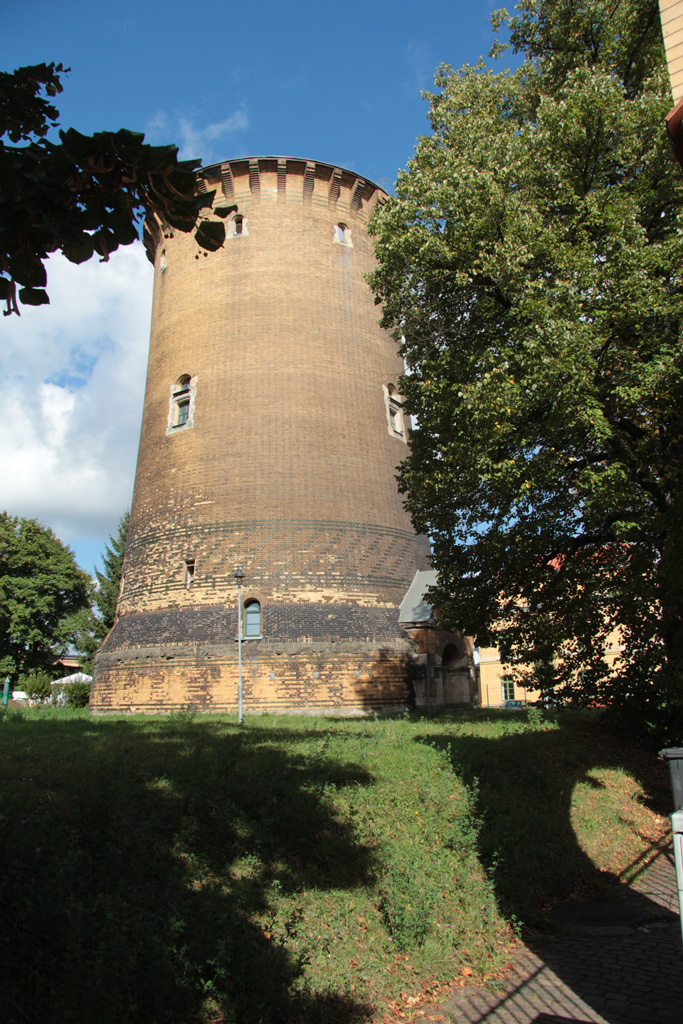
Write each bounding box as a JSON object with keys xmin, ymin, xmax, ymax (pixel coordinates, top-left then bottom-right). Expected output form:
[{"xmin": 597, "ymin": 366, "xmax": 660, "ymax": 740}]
[{"xmin": 0, "ymin": 706, "xmax": 671, "ymax": 1023}]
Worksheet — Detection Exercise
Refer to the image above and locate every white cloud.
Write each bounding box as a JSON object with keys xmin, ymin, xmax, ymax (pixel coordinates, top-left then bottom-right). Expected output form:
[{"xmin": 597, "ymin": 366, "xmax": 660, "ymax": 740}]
[
  {"xmin": 404, "ymin": 40, "xmax": 434, "ymax": 97},
  {"xmin": 147, "ymin": 106, "xmax": 249, "ymax": 163},
  {"xmin": 1, "ymin": 244, "xmax": 153, "ymax": 564}
]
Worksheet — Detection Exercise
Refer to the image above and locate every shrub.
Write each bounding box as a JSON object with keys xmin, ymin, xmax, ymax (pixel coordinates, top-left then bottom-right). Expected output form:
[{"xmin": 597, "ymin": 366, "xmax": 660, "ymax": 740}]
[
  {"xmin": 64, "ymin": 680, "xmax": 91, "ymax": 707},
  {"xmin": 17, "ymin": 670, "xmax": 52, "ymax": 702},
  {"xmin": 46, "ymin": 679, "xmax": 91, "ymax": 708}
]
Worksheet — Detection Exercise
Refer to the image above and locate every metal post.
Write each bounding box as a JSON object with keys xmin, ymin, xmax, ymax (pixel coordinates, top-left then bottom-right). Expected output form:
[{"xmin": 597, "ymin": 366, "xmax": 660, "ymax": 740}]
[
  {"xmin": 672, "ymin": 810, "xmax": 683, "ymax": 950},
  {"xmin": 659, "ymin": 748, "xmax": 683, "ymax": 948},
  {"xmin": 660, "ymin": 747, "xmax": 683, "ymax": 810},
  {"xmin": 2, "ymin": 678, "xmax": 10, "ymax": 706},
  {"xmin": 237, "ymin": 577, "xmax": 243, "ymax": 725},
  {"xmin": 234, "ymin": 566, "xmax": 245, "ymax": 725}
]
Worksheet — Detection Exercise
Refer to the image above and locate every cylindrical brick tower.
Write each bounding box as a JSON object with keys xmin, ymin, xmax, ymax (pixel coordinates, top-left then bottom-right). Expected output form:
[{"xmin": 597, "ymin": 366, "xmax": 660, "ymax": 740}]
[{"xmin": 92, "ymin": 156, "xmax": 451, "ymax": 714}]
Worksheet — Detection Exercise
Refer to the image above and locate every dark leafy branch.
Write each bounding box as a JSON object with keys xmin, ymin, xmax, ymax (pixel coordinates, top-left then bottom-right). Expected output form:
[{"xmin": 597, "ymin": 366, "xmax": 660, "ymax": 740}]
[{"xmin": 0, "ymin": 62, "xmax": 235, "ymax": 315}]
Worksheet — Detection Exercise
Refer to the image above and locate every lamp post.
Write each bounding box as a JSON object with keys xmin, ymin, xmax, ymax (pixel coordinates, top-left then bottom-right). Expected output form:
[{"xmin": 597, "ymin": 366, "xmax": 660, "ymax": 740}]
[{"xmin": 234, "ymin": 566, "xmax": 245, "ymax": 725}]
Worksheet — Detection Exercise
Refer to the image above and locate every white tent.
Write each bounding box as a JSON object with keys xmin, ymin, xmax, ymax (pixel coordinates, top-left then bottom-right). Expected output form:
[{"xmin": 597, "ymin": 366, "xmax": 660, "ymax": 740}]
[{"xmin": 51, "ymin": 672, "xmax": 93, "ymax": 685}]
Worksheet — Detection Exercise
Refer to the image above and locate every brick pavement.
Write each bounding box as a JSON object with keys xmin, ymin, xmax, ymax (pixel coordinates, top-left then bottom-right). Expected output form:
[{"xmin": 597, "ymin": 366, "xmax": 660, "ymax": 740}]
[{"xmin": 442, "ymin": 845, "xmax": 682, "ymax": 1024}]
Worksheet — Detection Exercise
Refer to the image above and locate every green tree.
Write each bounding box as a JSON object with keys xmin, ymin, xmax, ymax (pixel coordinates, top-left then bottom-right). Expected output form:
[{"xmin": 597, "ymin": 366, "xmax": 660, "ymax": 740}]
[
  {"xmin": 75, "ymin": 510, "xmax": 129, "ymax": 670},
  {"xmin": 1, "ymin": 62, "xmax": 233, "ymax": 315},
  {"xmin": 94, "ymin": 508, "xmax": 129, "ymax": 634},
  {"xmin": 369, "ymin": 0, "xmax": 683, "ymax": 734},
  {"xmin": 0, "ymin": 513, "xmax": 91, "ymax": 680}
]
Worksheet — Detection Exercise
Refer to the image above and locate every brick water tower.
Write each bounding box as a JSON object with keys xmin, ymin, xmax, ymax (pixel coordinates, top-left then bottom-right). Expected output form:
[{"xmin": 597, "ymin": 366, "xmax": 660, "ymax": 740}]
[{"xmin": 92, "ymin": 156, "xmax": 473, "ymax": 713}]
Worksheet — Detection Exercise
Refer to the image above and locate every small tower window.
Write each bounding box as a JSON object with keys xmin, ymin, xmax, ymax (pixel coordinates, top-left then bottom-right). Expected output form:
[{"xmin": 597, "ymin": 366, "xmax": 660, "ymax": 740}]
[
  {"xmin": 383, "ymin": 384, "xmax": 407, "ymax": 442},
  {"xmin": 184, "ymin": 559, "xmax": 195, "ymax": 587},
  {"xmin": 334, "ymin": 223, "xmax": 352, "ymax": 247},
  {"xmin": 229, "ymin": 215, "xmax": 248, "ymax": 239},
  {"xmin": 244, "ymin": 600, "xmax": 261, "ymax": 638},
  {"xmin": 167, "ymin": 375, "xmax": 196, "ymax": 435}
]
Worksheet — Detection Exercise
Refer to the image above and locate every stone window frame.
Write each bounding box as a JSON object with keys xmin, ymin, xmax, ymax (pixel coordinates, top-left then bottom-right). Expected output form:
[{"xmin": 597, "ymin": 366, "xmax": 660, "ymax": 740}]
[
  {"xmin": 382, "ymin": 383, "xmax": 407, "ymax": 443},
  {"xmin": 333, "ymin": 222, "xmax": 353, "ymax": 247},
  {"xmin": 228, "ymin": 215, "xmax": 248, "ymax": 239},
  {"xmin": 167, "ymin": 374, "xmax": 197, "ymax": 435}
]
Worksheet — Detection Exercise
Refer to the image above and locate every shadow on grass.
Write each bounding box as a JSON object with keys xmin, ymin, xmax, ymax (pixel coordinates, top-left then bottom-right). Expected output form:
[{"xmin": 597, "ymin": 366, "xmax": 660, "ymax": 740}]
[
  {"xmin": 0, "ymin": 714, "xmax": 376, "ymax": 1024},
  {"xmin": 420, "ymin": 712, "xmax": 681, "ymax": 1024},
  {"xmin": 418, "ymin": 712, "xmax": 673, "ymax": 927}
]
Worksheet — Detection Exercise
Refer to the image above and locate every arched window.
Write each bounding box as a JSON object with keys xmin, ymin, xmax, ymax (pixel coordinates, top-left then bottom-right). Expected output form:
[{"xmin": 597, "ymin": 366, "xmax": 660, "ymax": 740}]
[
  {"xmin": 334, "ymin": 222, "xmax": 352, "ymax": 246},
  {"xmin": 383, "ymin": 384, "xmax": 406, "ymax": 441},
  {"xmin": 244, "ymin": 600, "xmax": 261, "ymax": 638},
  {"xmin": 167, "ymin": 375, "xmax": 196, "ymax": 434},
  {"xmin": 230, "ymin": 215, "xmax": 248, "ymax": 238}
]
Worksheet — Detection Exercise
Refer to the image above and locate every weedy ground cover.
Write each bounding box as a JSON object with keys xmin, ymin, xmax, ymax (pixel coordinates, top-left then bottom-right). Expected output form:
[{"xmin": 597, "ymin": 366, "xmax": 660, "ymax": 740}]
[{"xmin": 0, "ymin": 706, "xmax": 670, "ymax": 1023}]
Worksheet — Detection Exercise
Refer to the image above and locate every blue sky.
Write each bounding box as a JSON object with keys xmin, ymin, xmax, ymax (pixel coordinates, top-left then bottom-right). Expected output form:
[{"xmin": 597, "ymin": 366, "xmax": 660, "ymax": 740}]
[{"xmin": 1, "ymin": 0, "xmax": 508, "ymax": 577}]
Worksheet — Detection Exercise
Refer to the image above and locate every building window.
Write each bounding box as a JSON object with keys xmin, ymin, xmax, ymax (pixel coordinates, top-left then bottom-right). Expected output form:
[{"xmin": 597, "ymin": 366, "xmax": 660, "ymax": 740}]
[
  {"xmin": 229, "ymin": 215, "xmax": 248, "ymax": 238},
  {"xmin": 383, "ymin": 384, "xmax": 407, "ymax": 442},
  {"xmin": 177, "ymin": 400, "xmax": 189, "ymax": 426},
  {"xmin": 501, "ymin": 676, "xmax": 515, "ymax": 701},
  {"xmin": 167, "ymin": 375, "xmax": 196, "ymax": 435},
  {"xmin": 184, "ymin": 559, "xmax": 195, "ymax": 587},
  {"xmin": 244, "ymin": 600, "xmax": 261, "ymax": 638},
  {"xmin": 389, "ymin": 405, "xmax": 400, "ymax": 433},
  {"xmin": 333, "ymin": 223, "xmax": 352, "ymax": 247}
]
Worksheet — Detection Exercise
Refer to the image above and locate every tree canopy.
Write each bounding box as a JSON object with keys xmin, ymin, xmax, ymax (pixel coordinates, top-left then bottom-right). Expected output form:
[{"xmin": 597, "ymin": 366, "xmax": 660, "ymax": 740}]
[
  {"xmin": 0, "ymin": 513, "xmax": 91, "ymax": 680},
  {"xmin": 0, "ymin": 62, "xmax": 233, "ymax": 315},
  {"xmin": 369, "ymin": 0, "xmax": 683, "ymax": 735}
]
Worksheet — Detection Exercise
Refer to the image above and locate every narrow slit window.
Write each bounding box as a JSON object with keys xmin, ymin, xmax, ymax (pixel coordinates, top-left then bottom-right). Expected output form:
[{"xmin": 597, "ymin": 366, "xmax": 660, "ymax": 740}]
[
  {"xmin": 234, "ymin": 216, "xmax": 243, "ymax": 236},
  {"xmin": 244, "ymin": 600, "xmax": 261, "ymax": 638},
  {"xmin": 184, "ymin": 559, "xmax": 195, "ymax": 587}
]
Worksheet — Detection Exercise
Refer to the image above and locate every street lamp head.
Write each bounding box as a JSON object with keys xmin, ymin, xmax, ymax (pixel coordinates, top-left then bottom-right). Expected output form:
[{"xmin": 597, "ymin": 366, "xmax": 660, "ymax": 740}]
[{"xmin": 234, "ymin": 566, "xmax": 245, "ymax": 584}]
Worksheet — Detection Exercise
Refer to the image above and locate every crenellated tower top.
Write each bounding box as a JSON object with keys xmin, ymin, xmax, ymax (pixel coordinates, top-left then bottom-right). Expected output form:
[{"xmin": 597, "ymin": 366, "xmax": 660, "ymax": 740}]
[{"xmin": 145, "ymin": 155, "xmax": 387, "ymax": 259}]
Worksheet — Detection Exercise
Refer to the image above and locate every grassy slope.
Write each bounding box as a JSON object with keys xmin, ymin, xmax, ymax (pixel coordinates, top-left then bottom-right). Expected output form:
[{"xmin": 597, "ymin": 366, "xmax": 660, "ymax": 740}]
[{"xmin": 0, "ymin": 708, "xmax": 671, "ymax": 1024}]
